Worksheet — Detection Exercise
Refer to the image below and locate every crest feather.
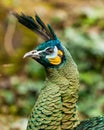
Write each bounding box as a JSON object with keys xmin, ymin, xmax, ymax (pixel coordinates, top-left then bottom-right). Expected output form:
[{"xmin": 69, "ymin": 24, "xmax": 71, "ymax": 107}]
[{"xmin": 13, "ymin": 12, "xmax": 57, "ymax": 41}]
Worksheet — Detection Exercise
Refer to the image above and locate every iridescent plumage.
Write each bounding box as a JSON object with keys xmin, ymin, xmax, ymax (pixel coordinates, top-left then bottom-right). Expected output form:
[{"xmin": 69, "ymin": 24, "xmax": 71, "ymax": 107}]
[{"xmin": 14, "ymin": 13, "xmax": 104, "ymax": 130}]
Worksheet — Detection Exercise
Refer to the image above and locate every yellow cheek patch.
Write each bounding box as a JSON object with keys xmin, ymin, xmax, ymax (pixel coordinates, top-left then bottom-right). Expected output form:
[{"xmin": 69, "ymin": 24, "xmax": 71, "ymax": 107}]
[
  {"xmin": 49, "ymin": 56, "xmax": 61, "ymax": 65},
  {"xmin": 48, "ymin": 50, "xmax": 63, "ymax": 65},
  {"xmin": 58, "ymin": 50, "xmax": 63, "ymax": 56}
]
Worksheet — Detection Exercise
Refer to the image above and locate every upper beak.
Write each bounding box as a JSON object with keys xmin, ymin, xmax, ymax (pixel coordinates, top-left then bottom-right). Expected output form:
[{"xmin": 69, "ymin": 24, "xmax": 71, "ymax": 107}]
[{"xmin": 23, "ymin": 50, "xmax": 40, "ymax": 59}]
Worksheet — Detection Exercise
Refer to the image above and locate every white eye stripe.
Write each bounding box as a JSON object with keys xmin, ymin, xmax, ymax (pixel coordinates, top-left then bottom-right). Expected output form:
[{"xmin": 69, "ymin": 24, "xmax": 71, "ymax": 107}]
[
  {"xmin": 46, "ymin": 46, "xmax": 58, "ymax": 59},
  {"xmin": 32, "ymin": 47, "xmax": 50, "ymax": 55},
  {"xmin": 34, "ymin": 46, "xmax": 58, "ymax": 58}
]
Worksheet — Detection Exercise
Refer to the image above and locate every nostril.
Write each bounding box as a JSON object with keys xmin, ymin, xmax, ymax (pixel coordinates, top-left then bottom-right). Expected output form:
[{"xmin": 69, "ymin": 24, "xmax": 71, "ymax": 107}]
[{"xmin": 32, "ymin": 50, "xmax": 37, "ymax": 54}]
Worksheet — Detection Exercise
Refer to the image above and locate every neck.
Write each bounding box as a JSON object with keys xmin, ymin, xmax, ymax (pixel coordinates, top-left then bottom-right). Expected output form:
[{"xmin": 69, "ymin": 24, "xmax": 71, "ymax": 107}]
[{"xmin": 46, "ymin": 47, "xmax": 80, "ymax": 129}]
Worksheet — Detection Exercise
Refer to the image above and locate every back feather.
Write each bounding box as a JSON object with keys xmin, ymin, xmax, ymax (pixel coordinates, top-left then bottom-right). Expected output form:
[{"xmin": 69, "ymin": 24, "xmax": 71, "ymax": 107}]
[
  {"xmin": 13, "ymin": 12, "xmax": 57, "ymax": 41},
  {"xmin": 75, "ymin": 117, "xmax": 104, "ymax": 130}
]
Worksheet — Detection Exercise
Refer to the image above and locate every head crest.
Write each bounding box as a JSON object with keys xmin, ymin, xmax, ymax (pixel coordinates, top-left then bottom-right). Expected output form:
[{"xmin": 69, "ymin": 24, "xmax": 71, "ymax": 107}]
[{"xmin": 13, "ymin": 12, "xmax": 57, "ymax": 41}]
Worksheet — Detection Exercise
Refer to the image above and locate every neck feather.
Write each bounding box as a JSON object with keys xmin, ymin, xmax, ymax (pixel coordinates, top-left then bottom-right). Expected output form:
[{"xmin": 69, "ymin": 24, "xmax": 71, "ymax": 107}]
[{"xmin": 46, "ymin": 47, "xmax": 80, "ymax": 129}]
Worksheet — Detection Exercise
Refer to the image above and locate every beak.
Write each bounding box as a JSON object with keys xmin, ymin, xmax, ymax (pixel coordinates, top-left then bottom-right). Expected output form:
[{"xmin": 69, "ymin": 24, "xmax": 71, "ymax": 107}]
[{"xmin": 23, "ymin": 50, "xmax": 40, "ymax": 59}]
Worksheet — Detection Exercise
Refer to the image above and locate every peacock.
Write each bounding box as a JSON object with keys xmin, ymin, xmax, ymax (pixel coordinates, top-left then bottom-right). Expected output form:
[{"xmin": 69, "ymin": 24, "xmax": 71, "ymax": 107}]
[{"xmin": 13, "ymin": 12, "xmax": 104, "ymax": 130}]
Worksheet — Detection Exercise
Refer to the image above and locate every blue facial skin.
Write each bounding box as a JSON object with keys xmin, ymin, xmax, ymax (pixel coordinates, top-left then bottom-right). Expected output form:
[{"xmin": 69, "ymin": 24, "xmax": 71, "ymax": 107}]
[{"xmin": 33, "ymin": 39, "xmax": 66, "ymax": 68}]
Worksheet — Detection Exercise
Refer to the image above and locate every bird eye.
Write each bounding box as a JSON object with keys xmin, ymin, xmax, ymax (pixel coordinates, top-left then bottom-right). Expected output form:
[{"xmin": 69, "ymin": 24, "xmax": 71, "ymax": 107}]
[{"xmin": 46, "ymin": 47, "xmax": 54, "ymax": 54}]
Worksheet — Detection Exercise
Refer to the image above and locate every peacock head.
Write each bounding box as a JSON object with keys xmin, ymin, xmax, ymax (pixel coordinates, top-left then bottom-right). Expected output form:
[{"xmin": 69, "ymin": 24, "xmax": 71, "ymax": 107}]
[
  {"xmin": 23, "ymin": 39, "xmax": 65, "ymax": 68},
  {"xmin": 14, "ymin": 13, "xmax": 66, "ymax": 68}
]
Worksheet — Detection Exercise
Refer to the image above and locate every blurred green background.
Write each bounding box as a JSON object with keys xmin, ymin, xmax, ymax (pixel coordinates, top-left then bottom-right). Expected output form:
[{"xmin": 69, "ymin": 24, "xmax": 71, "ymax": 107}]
[{"xmin": 0, "ymin": 0, "xmax": 104, "ymax": 129}]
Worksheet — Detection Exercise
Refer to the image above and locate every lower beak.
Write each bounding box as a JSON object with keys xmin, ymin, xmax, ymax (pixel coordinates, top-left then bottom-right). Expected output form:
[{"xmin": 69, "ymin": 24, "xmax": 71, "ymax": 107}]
[{"xmin": 23, "ymin": 50, "xmax": 40, "ymax": 59}]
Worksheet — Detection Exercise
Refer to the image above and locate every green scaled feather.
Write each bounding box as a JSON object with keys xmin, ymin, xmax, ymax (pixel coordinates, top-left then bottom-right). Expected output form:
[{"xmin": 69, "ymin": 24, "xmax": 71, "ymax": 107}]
[{"xmin": 75, "ymin": 117, "xmax": 104, "ymax": 130}]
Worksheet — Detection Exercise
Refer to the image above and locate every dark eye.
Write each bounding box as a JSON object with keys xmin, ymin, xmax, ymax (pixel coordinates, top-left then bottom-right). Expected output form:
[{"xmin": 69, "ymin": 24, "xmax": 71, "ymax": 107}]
[{"xmin": 46, "ymin": 47, "xmax": 54, "ymax": 54}]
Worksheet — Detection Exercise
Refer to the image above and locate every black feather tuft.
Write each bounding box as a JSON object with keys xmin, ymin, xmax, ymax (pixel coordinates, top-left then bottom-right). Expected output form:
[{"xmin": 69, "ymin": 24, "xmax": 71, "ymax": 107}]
[
  {"xmin": 48, "ymin": 24, "xmax": 57, "ymax": 39},
  {"xmin": 35, "ymin": 14, "xmax": 48, "ymax": 32},
  {"xmin": 13, "ymin": 12, "xmax": 57, "ymax": 41}
]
